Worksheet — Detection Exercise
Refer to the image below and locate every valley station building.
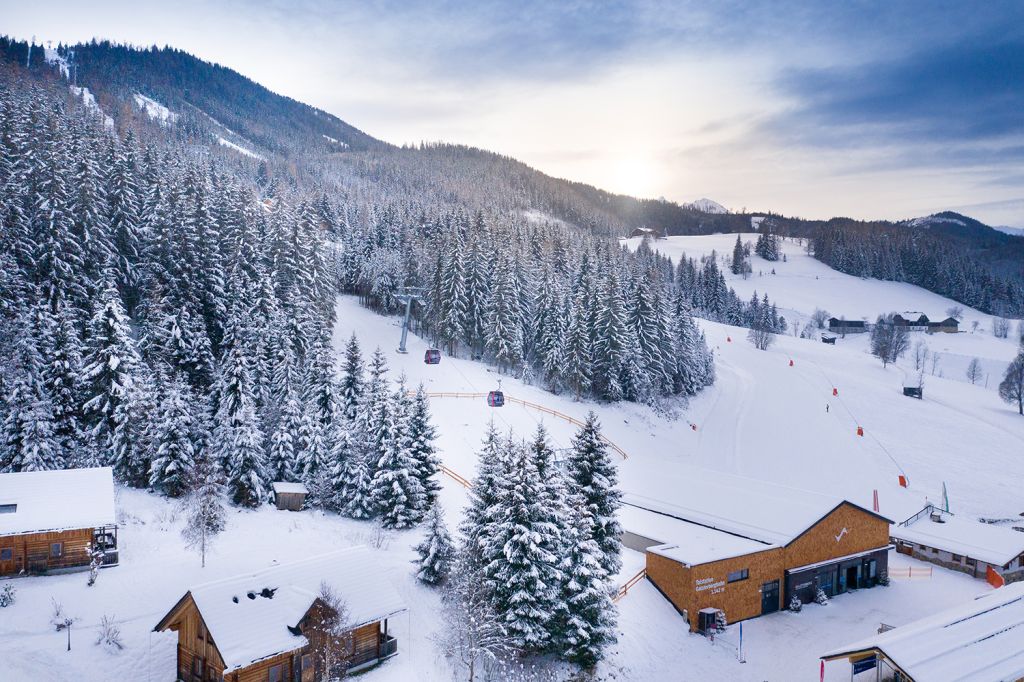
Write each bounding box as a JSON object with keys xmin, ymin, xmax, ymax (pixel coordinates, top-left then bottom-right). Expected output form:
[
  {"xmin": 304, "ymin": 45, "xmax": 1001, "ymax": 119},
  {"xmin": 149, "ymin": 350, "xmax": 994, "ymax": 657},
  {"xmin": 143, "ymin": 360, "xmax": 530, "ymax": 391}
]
[{"xmin": 619, "ymin": 471, "xmax": 893, "ymax": 631}]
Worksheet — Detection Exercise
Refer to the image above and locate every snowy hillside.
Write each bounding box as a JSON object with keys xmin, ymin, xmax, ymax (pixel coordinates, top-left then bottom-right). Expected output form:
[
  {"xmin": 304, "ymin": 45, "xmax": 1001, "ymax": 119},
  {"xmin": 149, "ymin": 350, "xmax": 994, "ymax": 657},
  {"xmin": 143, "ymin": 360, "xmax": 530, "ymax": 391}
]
[
  {"xmin": 624, "ymin": 233, "xmax": 1023, "ymax": 389},
  {"xmin": 685, "ymin": 198, "xmax": 728, "ymax": 214}
]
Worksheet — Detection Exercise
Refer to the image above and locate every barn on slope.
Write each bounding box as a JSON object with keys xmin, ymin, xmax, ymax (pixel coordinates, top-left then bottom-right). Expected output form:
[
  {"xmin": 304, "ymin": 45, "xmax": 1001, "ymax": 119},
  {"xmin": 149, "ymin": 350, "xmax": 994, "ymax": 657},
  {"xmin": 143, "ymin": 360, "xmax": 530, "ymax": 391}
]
[
  {"xmin": 0, "ymin": 467, "xmax": 118, "ymax": 576},
  {"xmin": 154, "ymin": 546, "xmax": 407, "ymax": 681}
]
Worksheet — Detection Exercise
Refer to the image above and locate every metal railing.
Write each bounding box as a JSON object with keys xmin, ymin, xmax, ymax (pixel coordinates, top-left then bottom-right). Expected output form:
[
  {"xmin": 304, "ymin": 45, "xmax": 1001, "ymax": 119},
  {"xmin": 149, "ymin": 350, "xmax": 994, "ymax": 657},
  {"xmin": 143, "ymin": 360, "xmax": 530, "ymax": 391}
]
[{"xmin": 888, "ymin": 567, "xmax": 932, "ymax": 579}]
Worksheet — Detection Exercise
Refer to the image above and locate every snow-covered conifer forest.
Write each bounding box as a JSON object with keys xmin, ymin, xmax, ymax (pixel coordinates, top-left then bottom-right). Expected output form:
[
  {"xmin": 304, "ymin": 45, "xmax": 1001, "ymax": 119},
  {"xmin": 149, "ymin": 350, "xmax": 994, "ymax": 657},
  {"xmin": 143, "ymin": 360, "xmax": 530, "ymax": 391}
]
[{"xmin": 1, "ymin": 32, "xmax": 1024, "ymax": 682}]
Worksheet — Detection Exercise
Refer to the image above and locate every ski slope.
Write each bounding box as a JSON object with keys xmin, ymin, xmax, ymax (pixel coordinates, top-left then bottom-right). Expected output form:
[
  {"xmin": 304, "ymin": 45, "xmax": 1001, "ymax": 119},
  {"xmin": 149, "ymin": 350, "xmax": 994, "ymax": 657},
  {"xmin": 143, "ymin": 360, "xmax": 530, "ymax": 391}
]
[{"xmin": 333, "ymin": 294, "xmax": 1024, "ymax": 524}]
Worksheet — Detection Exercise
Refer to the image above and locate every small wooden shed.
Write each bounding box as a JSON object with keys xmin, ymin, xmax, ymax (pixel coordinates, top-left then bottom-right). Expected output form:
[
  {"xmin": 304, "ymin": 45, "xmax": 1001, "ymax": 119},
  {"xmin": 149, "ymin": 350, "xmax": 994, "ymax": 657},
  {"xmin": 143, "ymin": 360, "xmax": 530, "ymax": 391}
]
[{"xmin": 272, "ymin": 482, "xmax": 309, "ymax": 511}]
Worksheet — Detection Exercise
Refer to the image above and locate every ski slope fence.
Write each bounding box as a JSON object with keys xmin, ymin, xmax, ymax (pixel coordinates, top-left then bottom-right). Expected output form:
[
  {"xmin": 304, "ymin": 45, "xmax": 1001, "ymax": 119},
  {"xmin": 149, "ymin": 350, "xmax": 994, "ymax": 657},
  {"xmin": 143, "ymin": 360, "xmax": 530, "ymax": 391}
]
[
  {"xmin": 613, "ymin": 568, "xmax": 647, "ymax": 602},
  {"xmin": 412, "ymin": 391, "xmax": 630, "ymax": 459}
]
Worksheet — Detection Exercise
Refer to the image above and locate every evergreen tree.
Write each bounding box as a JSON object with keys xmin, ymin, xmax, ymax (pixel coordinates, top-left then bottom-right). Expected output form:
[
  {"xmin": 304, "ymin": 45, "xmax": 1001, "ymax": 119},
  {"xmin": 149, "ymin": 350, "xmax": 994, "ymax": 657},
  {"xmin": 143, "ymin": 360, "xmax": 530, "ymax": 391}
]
[
  {"xmin": 407, "ymin": 383, "xmax": 441, "ymax": 508},
  {"xmin": 371, "ymin": 381, "xmax": 427, "ymax": 528},
  {"xmin": 565, "ymin": 413, "xmax": 623, "ymax": 576},
  {"xmin": 149, "ymin": 372, "xmax": 198, "ymax": 497},
  {"xmin": 483, "ymin": 439, "xmax": 561, "ymax": 652},
  {"xmin": 82, "ymin": 278, "xmax": 143, "ymax": 482},
  {"xmin": 339, "ymin": 333, "xmax": 364, "ymax": 421},
  {"xmin": 413, "ymin": 503, "xmax": 455, "ymax": 585},
  {"xmin": 214, "ymin": 309, "xmax": 269, "ymax": 507},
  {"xmin": 2, "ymin": 310, "xmax": 60, "ymax": 472}
]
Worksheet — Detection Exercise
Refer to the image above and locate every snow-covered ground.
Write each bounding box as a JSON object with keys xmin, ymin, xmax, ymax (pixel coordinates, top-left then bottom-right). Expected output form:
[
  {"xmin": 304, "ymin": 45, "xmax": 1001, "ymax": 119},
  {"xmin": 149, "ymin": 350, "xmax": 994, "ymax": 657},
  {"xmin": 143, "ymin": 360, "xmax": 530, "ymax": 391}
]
[
  {"xmin": 624, "ymin": 233, "xmax": 1023, "ymax": 389},
  {"xmin": 4, "ymin": 256, "xmax": 1023, "ymax": 680},
  {"xmin": 216, "ymin": 136, "xmax": 264, "ymax": 160},
  {"xmin": 133, "ymin": 93, "xmax": 178, "ymax": 126}
]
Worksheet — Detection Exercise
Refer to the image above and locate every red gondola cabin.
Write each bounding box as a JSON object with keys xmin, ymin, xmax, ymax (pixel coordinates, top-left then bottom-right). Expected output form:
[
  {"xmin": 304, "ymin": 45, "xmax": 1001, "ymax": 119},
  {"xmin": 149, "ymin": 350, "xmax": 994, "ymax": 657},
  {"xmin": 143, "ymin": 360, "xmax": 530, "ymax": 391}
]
[
  {"xmin": 424, "ymin": 349, "xmax": 441, "ymax": 365},
  {"xmin": 487, "ymin": 391, "xmax": 505, "ymax": 407}
]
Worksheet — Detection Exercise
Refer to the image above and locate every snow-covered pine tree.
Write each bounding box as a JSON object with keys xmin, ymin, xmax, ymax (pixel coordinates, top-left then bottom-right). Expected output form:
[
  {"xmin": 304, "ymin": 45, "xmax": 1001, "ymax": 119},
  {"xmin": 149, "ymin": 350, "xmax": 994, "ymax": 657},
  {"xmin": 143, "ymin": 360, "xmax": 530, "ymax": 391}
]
[
  {"xmin": 413, "ymin": 503, "xmax": 455, "ymax": 585},
  {"xmin": 2, "ymin": 308, "xmax": 60, "ymax": 472},
  {"xmin": 214, "ymin": 307, "xmax": 269, "ymax": 507},
  {"xmin": 371, "ymin": 379, "xmax": 427, "ymax": 528},
  {"xmin": 483, "ymin": 438, "xmax": 561, "ymax": 652},
  {"xmin": 592, "ymin": 269, "xmax": 628, "ymax": 401},
  {"xmin": 82, "ymin": 277, "xmax": 144, "ymax": 482},
  {"xmin": 550, "ymin": 503, "xmax": 617, "ymax": 668},
  {"xmin": 730, "ymin": 233, "xmax": 749, "ymax": 275},
  {"xmin": 407, "ymin": 383, "xmax": 441, "ymax": 509},
  {"xmin": 485, "ymin": 250, "xmax": 524, "ymax": 372},
  {"xmin": 267, "ymin": 383, "xmax": 302, "ymax": 484},
  {"xmin": 561, "ymin": 290, "xmax": 593, "ymax": 399},
  {"xmin": 339, "ymin": 333, "xmax": 364, "ymax": 422},
  {"xmin": 565, "ymin": 412, "xmax": 623, "ymax": 576},
  {"xmin": 149, "ymin": 372, "xmax": 198, "ymax": 497},
  {"xmin": 38, "ymin": 299, "xmax": 86, "ymax": 465}
]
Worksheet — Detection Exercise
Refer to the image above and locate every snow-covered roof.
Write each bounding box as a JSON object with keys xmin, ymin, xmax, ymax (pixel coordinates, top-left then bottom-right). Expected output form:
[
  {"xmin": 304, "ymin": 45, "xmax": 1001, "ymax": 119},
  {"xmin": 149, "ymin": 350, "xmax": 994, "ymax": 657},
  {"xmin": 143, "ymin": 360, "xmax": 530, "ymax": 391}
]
[
  {"xmin": 0, "ymin": 467, "xmax": 116, "ymax": 536},
  {"xmin": 622, "ymin": 469, "xmax": 889, "ymax": 548},
  {"xmin": 272, "ymin": 482, "xmax": 309, "ymax": 495},
  {"xmin": 172, "ymin": 547, "xmax": 406, "ymax": 672},
  {"xmin": 892, "ymin": 506, "xmax": 1024, "ymax": 566},
  {"xmin": 822, "ymin": 582, "xmax": 1024, "ymax": 681},
  {"xmin": 620, "ymin": 503, "xmax": 774, "ymax": 566}
]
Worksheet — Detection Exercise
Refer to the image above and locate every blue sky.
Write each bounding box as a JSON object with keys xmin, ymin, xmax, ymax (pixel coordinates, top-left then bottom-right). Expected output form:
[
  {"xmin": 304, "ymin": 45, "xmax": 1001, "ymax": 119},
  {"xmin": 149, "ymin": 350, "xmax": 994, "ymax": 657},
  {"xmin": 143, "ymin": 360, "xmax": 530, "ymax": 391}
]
[{"xmin": 6, "ymin": 1, "xmax": 1024, "ymax": 226}]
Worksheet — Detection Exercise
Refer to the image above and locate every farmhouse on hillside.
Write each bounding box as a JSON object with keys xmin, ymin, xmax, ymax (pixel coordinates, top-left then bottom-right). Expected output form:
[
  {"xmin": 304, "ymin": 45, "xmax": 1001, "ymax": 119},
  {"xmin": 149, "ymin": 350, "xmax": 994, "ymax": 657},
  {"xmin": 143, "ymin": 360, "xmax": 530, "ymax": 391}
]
[
  {"xmin": 154, "ymin": 547, "xmax": 407, "ymax": 681},
  {"xmin": 891, "ymin": 504, "xmax": 1024, "ymax": 585},
  {"xmin": 927, "ymin": 317, "xmax": 959, "ymax": 333},
  {"xmin": 628, "ymin": 227, "xmax": 665, "ymax": 239},
  {"xmin": 820, "ymin": 581, "xmax": 1024, "ymax": 681},
  {"xmin": 892, "ymin": 313, "xmax": 930, "ymax": 331},
  {"xmin": 620, "ymin": 471, "xmax": 893, "ymax": 632},
  {"xmin": 827, "ymin": 318, "xmax": 868, "ymax": 335},
  {"xmin": 0, "ymin": 467, "xmax": 118, "ymax": 577}
]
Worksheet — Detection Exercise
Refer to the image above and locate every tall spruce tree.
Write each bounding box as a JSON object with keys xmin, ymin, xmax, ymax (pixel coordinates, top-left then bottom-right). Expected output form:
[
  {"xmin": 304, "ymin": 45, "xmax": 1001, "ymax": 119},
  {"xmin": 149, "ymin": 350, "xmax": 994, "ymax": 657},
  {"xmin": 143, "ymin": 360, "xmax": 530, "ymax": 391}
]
[{"xmin": 565, "ymin": 412, "xmax": 623, "ymax": 576}]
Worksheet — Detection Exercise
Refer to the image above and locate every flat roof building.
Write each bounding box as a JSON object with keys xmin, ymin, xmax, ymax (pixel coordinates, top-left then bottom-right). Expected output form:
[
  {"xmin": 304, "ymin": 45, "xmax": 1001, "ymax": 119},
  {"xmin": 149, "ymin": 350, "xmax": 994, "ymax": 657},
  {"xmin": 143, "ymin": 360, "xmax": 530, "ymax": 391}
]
[
  {"xmin": 892, "ymin": 504, "xmax": 1024, "ymax": 585},
  {"xmin": 821, "ymin": 582, "xmax": 1024, "ymax": 681}
]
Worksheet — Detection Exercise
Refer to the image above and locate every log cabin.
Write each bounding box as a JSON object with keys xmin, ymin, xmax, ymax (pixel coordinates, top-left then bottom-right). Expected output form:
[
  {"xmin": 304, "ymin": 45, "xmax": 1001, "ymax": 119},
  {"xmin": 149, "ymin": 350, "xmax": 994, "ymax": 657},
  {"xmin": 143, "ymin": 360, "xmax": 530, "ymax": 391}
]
[
  {"xmin": 0, "ymin": 467, "xmax": 118, "ymax": 577},
  {"xmin": 619, "ymin": 470, "xmax": 893, "ymax": 632},
  {"xmin": 154, "ymin": 547, "xmax": 407, "ymax": 681}
]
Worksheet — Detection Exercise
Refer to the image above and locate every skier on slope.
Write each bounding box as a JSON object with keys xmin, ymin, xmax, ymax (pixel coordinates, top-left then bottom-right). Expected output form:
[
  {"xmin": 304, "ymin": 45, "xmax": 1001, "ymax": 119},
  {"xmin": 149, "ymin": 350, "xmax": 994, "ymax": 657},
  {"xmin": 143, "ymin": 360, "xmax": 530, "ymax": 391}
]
[{"xmin": 826, "ymin": 403, "xmax": 830, "ymax": 413}]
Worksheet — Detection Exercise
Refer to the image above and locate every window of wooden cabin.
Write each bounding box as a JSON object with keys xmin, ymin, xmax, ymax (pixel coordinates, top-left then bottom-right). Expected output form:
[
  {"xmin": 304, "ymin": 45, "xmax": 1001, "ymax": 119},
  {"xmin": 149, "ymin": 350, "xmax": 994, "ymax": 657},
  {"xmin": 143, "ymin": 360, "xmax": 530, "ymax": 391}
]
[
  {"xmin": 268, "ymin": 664, "xmax": 283, "ymax": 682},
  {"xmin": 0, "ymin": 548, "xmax": 12, "ymax": 561},
  {"xmin": 952, "ymin": 554, "xmax": 962, "ymax": 562},
  {"xmin": 966, "ymin": 557, "xmax": 976, "ymax": 567},
  {"xmin": 50, "ymin": 543, "xmax": 62, "ymax": 558},
  {"xmin": 192, "ymin": 657, "xmax": 205, "ymax": 679}
]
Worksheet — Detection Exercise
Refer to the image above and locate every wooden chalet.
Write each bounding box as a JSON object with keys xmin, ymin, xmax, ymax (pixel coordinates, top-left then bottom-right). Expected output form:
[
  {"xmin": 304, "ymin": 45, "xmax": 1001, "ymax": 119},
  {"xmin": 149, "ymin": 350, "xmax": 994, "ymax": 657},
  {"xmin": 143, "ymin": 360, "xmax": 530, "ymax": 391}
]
[
  {"xmin": 154, "ymin": 547, "xmax": 406, "ymax": 682},
  {"xmin": 0, "ymin": 467, "xmax": 118, "ymax": 577}
]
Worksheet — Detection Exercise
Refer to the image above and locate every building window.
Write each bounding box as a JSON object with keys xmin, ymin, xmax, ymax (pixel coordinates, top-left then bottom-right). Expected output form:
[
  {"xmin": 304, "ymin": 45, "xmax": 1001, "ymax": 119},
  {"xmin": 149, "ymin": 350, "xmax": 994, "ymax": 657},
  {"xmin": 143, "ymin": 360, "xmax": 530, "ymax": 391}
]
[
  {"xmin": 0, "ymin": 548, "xmax": 11, "ymax": 561},
  {"xmin": 931, "ymin": 547, "xmax": 939, "ymax": 554},
  {"xmin": 966, "ymin": 557, "xmax": 976, "ymax": 567},
  {"xmin": 0, "ymin": 504, "xmax": 16, "ymax": 514},
  {"xmin": 197, "ymin": 622, "xmax": 205, "ymax": 641},
  {"xmin": 727, "ymin": 568, "xmax": 749, "ymax": 583},
  {"xmin": 50, "ymin": 543, "xmax": 63, "ymax": 558},
  {"xmin": 952, "ymin": 554, "xmax": 962, "ymax": 562},
  {"xmin": 268, "ymin": 664, "xmax": 282, "ymax": 682},
  {"xmin": 918, "ymin": 545, "xmax": 927, "ymax": 552},
  {"xmin": 301, "ymin": 654, "xmax": 312, "ymax": 671},
  {"xmin": 192, "ymin": 657, "xmax": 204, "ymax": 678}
]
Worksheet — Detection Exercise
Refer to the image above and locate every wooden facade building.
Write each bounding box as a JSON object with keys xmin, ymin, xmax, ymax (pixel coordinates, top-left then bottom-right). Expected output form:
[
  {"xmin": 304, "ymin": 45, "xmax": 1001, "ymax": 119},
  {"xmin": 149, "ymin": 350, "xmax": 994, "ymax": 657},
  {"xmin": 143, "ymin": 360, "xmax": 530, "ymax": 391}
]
[
  {"xmin": 0, "ymin": 467, "xmax": 118, "ymax": 577},
  {"xmin": 271, "ymin": 482, "xmax": 309, "ymax": 512},
  {"xmin": 620, "ymin": 473, "xmax": 892, "ymax": 632},
  {"xmin": 154, "ymin": 547, "xmax": 406, "ymax": 681}
]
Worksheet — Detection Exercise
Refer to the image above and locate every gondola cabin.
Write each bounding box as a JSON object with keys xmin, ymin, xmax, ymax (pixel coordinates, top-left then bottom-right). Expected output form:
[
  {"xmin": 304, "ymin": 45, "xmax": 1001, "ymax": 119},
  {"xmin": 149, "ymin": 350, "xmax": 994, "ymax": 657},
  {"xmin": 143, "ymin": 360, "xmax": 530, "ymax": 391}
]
[
  {"xmin": 0, "ymin": 467, "xmax": 118, "ymax": 576},
  {"xmin": 424, "ymin": 349, "xmax": 441, "ymax": 365},
  {"xmin": 487, "ymin": 390, "xmax": 505, "ymax": 407}
]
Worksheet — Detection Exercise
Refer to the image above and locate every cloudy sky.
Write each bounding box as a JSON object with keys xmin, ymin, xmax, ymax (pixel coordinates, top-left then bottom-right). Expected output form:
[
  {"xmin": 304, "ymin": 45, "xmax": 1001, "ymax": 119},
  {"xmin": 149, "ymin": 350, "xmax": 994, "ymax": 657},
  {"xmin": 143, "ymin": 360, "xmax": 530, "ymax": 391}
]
[{"xmin": 6, "ymin": 1, "xmax": 1024, "ymax": 226}]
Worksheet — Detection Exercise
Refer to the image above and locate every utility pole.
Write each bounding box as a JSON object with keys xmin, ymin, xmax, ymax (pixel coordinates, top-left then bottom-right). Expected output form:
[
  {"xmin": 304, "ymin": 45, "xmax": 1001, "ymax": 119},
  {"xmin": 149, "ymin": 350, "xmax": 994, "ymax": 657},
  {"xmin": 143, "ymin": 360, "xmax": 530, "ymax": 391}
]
[{"xmin": 394, "ymin": 287, "xmax": 426, "ymax": 354}]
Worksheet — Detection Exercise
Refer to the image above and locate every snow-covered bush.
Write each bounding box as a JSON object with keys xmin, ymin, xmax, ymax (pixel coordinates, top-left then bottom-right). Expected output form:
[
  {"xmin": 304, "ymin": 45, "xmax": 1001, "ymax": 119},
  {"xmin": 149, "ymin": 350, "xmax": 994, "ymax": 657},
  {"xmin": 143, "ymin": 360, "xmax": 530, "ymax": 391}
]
[
  {"xmin": 788, "ymin": 595, "xmax": 802, "ymax": 612},
  {"xmin": 814, "ymin": 589, "xmax": 830, "ymax": 605},
  {"xmin": 95, "ymin": 615, "xmax": 124, "ymax": 652},
  {"xmin": 0, "ymin": 583, "xmax": 15, "ymax": 607}
]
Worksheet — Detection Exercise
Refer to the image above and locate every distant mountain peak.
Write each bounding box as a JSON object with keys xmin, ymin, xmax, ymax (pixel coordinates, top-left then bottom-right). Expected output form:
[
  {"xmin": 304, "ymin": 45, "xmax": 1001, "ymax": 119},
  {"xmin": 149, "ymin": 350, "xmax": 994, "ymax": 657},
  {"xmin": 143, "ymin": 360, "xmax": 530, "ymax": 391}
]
[{"xmin": 685, "ymin": 198, "xmax": 728, "ymax": 214}]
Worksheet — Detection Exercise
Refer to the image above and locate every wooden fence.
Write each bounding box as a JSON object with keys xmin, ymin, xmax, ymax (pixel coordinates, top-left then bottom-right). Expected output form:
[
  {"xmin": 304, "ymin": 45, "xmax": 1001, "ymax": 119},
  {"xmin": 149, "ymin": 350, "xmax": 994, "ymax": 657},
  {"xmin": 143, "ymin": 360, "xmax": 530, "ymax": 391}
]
[
  {"xmin": 439, "ymin": 464, "xmax": 472, "ymax": 489},
  {"xmin": 613, "ymin": 568, "xmax": 647, "ymax": 602},
  {"xmin": 413, "ymin": 391, "xmax": 629, "ymax": 460}
]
